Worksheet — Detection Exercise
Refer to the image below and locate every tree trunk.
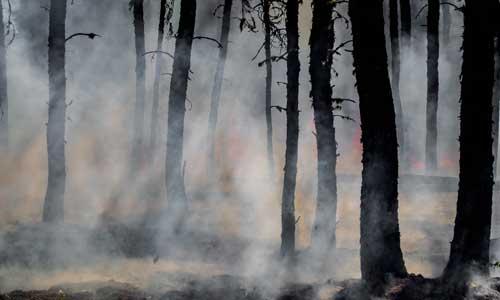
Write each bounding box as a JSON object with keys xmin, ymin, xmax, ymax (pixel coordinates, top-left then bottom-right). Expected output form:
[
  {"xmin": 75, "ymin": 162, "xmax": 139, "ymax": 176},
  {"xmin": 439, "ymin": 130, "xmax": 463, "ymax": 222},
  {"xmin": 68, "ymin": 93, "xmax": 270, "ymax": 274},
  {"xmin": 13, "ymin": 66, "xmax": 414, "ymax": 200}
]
[
  {"xmin": 310, "ymin": 0, "xmax": 337, "ymax": 255},
  {"xmin": 43, "ymin": 0, "xmax": 67, "ymax": 223},
  {"xmin": 207, "ymin": 0, "xmax": 233, "ymax": 177},
  {"xmin": 263, "ymin": 0, "xmax": 275, "ymax": 177},
  {"xmin": 443, "ymin": 0, "xmax": 496, "ymax": 282},
  {"xmin": 131, "ymin": 0, "xmax": 146, "ymax": 171},
  {"xmin": 348, "ymin": 0, "xmax": 407, "ymax": 291},
  {"xmin": 426, "ymin": 0, "xmax": 439, "ymax": 172},
  {"xmin": 400, "ymin": 0, "xmax": 412, "ymax": 50},
  {"xmin": 280, "ymin": 0, "xmax": 299, "ymax": 258},
  {"xmin": 442, "ymin": 2, "xmax": 451, "ymax": 46},
  {"xmin": 0, "ymin": 0, "xmax": 8, "ymax": 150},
  {"xmin": 389, "ymin": 0, "xmax": 405, "ymax": 169},
  {"xmin": 493, "ymin": 36, "xmax": 500, "ymax": 180},
  {"xmin": 150, "ymin": 0, "xmax": 168, "ymax": 154},
  {"xmin": 165, "ymin": 0, "xmax": 196, "ymax": 231}
]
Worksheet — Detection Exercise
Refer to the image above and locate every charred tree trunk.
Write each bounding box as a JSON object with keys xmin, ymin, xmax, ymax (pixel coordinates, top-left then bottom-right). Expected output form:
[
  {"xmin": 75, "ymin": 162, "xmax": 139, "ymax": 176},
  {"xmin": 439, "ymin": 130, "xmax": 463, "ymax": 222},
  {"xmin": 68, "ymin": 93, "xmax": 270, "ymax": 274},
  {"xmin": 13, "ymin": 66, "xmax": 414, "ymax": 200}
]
[
  {"xmin": 207, "ymin": 0, "xmax": 233, "ymax": 176},
  {"xmin": 389, "ymin": 0, "xmax": 405, "ymax": 168},
  {"xmin": 310, "ymin": 0, "xmax": 337, "ymax": 254},
  {"xmin": 400, "ymin": 0, "xmax": 412, "ymax": 50},
  {"xmin": 43, "ymin": 0, "xmax": 67, "ymax": 223},
  {"xmin": 443, "ymin": 0, "xmax": 496, "ymax": 282},
  {"xmin": 349, "ymin": 0, "xmax": 407, "ymax": 290},
  {"xmin": 150, "ymin": 0, "xmax": 168, "ymax": 154},
  {"xmin": 165, "ymin": 0, "xmax": 196, "ymax": 231},
  {"xmin": 493, "ymin": 36, "xmax": 500, "ymax": 179},
  {"xmin": 426, "ymin": 0, "xmax": 439, "ymax": 172},
  {"xmin": 131, "ymin": 0, "xmax": 146, "ymax": 171},
  {"xmin": 263, "ymin": 0, "xmax": 275, "ymax": 177},
  {"xmin": 280, "ymin": 0, "xmax": 299, "ymax": 258},
  {"xmin": 0, "ymin": 0, "xmax": 8, "ymax": 150}
]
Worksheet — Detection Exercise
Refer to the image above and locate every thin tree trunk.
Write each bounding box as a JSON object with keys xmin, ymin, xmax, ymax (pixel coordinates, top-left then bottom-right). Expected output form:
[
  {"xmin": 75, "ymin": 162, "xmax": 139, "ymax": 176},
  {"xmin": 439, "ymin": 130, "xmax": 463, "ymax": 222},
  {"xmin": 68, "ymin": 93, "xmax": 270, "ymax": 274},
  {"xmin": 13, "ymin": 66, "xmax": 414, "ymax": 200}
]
[
  {"xmin": 310, "ymin": 0, "xmax": 337, "ymax": 254},
  {"xmin": 263, "ymin": 0, "xmax": 275, "ymax": 177},
  {"xmin": 165, "ymin": 0, "xmax": 196, "ymax": 231},
  {"xmin": 426, "ymin": 0, "xmax": 439, "ymax": 172},
  {"xmin": 442, "ymin": 2, "xmax": 451, "ymax": 46},
  {"xmin": 443, "ymin": 0, "xmax": 496, "ymax": 283},
  {"xmin": 207, "ymin": 0, "xmax": 233, "ymax": 176},
  {"xmin": 131, "ymin": 0, "xmax": 146, "ymax": 171},
  {"xmin": 0, "ymin": 0, "xmax": 8, "ymax": 150},
  {"xmin": 43, "ymin": 0, "xmax": 67, "ymax": 223},
  {"xmin": 400, "ymin": 0, "xmax": 412, "ymax": 50},
  {"xmin": 492, "ymin": 36, "xmax": 500, "ymax": 180},
  {"xmin": 389, "ymin": 0, "xmax": 404, "ymax": 169},
  {"xmin": 150, "ymin": 0, "xmax": 168, "ymax": 154},
  {"xmin": 349, "ymin": 0, "xmax": 407, "ymax": 291},
  {"xmin": 280, "ymin": 0, "xmax": 299, "ymax": 258}
]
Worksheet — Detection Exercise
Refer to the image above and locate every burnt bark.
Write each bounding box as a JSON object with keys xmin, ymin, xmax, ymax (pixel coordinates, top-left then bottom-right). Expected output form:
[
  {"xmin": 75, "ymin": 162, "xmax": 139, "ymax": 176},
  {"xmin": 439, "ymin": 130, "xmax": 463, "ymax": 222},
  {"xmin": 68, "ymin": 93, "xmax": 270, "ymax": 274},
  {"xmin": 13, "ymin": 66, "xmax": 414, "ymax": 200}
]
[
  {"xmin": 165, "ymin": 0, "xmax": 196, "ymax": 231},
  {"xmin": 207, "ymin": 0, "xmax": 233, "ymax": 176},
  {"xmin": 310, "ymin": 0, "xmax": 337, "ymax": 254},
  {"xmin": 131, "ymin": 0, "xmax": 146, "ymax": 171},
  {"xmin": 493, "ymin": 36, "xmax": 500, "ymax": 179},
  {"xmin": 389, "ymin": 0, "xmax": 405, "ymax": 168},
  {"xmin": 0, "ymin": 0, "xmax": 8, "ymax": 150},
  {"xmin": 443, "ymin": 0, "xmax": 496, "ymax": 282},
  {"xmin": 280, "ymin": 0, "xmax": 299, "ymax": 258},
  {"xmin": 263, "ymin": 0, "xmax": 275, "ymax": 177},
  {"xmin": 426, "ymin": 0, "xmax": 439, "ymax": 172},
  {"xmin": 150, "ymin": 0, "xmax": 168, "ymax": 154},
  {"xmin": 400, "ymin": 0, "xmax": 412, "ymax": 49},
  {"xmin": 349, "ymin": 0, "xmax": 407, "ymax": 290},
  {"xmin": 43, "ymin": 0, "xmax": 67, "ymax": 223}
]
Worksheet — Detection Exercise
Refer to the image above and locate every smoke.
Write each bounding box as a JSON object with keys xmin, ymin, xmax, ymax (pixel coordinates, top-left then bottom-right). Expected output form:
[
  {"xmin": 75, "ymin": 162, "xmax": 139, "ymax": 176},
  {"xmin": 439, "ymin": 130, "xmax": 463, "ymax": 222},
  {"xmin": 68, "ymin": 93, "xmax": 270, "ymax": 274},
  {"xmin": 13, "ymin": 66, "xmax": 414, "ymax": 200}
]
[{"xmin": 0, "ymin": 0, "xmax": 490, "ymax": 298}]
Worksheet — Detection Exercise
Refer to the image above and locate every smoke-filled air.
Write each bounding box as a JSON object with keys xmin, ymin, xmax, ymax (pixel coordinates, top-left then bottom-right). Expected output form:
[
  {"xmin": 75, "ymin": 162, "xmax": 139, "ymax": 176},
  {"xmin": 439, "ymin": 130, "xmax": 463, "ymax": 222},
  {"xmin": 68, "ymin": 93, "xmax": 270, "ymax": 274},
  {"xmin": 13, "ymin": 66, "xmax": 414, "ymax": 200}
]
[{"xmin": 0, "ymin": 0, "xmax": 499, "ymax": 299}]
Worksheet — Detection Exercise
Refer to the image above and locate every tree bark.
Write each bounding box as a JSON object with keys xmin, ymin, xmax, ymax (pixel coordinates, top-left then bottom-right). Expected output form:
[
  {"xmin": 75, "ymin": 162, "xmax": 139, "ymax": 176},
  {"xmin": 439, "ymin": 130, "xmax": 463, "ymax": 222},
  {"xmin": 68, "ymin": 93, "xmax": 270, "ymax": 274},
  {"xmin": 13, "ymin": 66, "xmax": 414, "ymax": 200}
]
[
  {"xmin": 263, "ymin": 0, "xmax": 275, "ymax": 177},
  {"xmin": 165, "ymin": 0, "xmax": 196, "ymax": 231},
  {"xmin": 150, "ymin": 0, "xmax": 168, "ymax": 154},
  {"xmin": 443, "ymin": 0, "xmax": 496, "ymax": 282},
  {"xmin": 310, "ymin": 0, "xmax": 337, "ymax": 255},
  {"xmin": 131, "ymin": 0, "xmax": 146, "ymax": 171},
  {"xmin": 349, "ymin": 0, "xmax": 407, "ymax": 291},
  {"xmin": 43, "ymin": 0, "xmax": 67, "ymax": 223},
  {"xmin": 207, "ymin": 0, "xmax": 233, "ymax": 177},
  {"xmin": 426, "ymin": 0, "xmax": 439, "ymax": 172},
  {"xmin": 0, "ymin": 0, "xmax": 8, "ymax": 150},
  {"xmin": 389, "ymin": 0, "xmax": 405, "ymax": 169},
  {"xmin": 442, "ymin": 2, "xmax": 451, "ymax": 46},
  {"xmin": 400, "ymin": 0, "xmax": 412, "ymax": 50},
  {"xmin": 493, "ymin": 36, "xmax": 500, "ymax": 179},
  {"xmin": 280, "ymin": 0, "xmax": 299, "ymax": 258}
]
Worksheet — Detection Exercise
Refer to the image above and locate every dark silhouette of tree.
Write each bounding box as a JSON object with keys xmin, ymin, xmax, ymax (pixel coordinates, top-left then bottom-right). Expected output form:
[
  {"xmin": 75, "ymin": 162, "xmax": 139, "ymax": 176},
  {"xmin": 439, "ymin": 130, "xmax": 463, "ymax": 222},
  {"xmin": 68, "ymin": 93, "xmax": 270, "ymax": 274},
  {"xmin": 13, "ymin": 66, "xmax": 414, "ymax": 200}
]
[
  {"xmin": 0, "ymin": 0, "xmax": 8, "ymax": 150},
  {"xmin": 426, "ymin": 0, "xmax": 439, "ymax": 172},
  {"xmin": 263, "ymin": 0, "xmax": 275, "ymax": 177},
  {"xmin": 349, "ymin": 0, "xmax": 407, "ymax": 291},
  {"xmin": 389, "ymin": 0, "xmax": 405, "ymax": 168},
  {"xmin": 494, "ymin": 36, "xmax": 500, "ymax": 179},
  {"xmin": 131, "ymin": 0, "xmax": 146, "ymax": 171},
  {"xmin": 309, "ymin": 0, "xmax": 337, "ymax": 255},
  {"xmin": 400, "ymin": 0, "xmax": 412, "ymax": 50},
  {"xmin": 43, "ymin": 0, "xmax": 67, "ymax": 223},
  {"xmin": 165, "ymin": 0, "xmax": 196, "ymax": 231},
  {"xmin": 207, "ymin": 0, "xmax": 233, "ymax": 176},
  {"xmin": 150, "ymin": 0, "xmax": 174, "ymax": 154},
  {"xmin": 443, "ymin": 0, "xmax": 496, "ymax": 283},
  {"xmin": 280, "ymin": 0, "xmax": 299, "ymax": 258}
]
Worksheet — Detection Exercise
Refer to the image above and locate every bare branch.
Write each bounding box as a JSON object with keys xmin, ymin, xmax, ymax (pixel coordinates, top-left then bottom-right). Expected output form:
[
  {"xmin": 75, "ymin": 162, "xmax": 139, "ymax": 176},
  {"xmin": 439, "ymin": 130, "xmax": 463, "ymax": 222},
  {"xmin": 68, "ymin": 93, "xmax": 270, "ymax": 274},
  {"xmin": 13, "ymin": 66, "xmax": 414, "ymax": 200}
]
[
  {"xmin": 270, "ymin": 105, "xmax": 287, "ymax": 112},
  {"xmin": 65, "ymin": 32, "xmax": 102, "ymax": 42},
  {"xmin": 193, "ymin": 36, "xmax": 223, "ymax": 48},
  {"xmin": 143, "ymin": 50, "xmax": 175, "ymax": 60}
]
